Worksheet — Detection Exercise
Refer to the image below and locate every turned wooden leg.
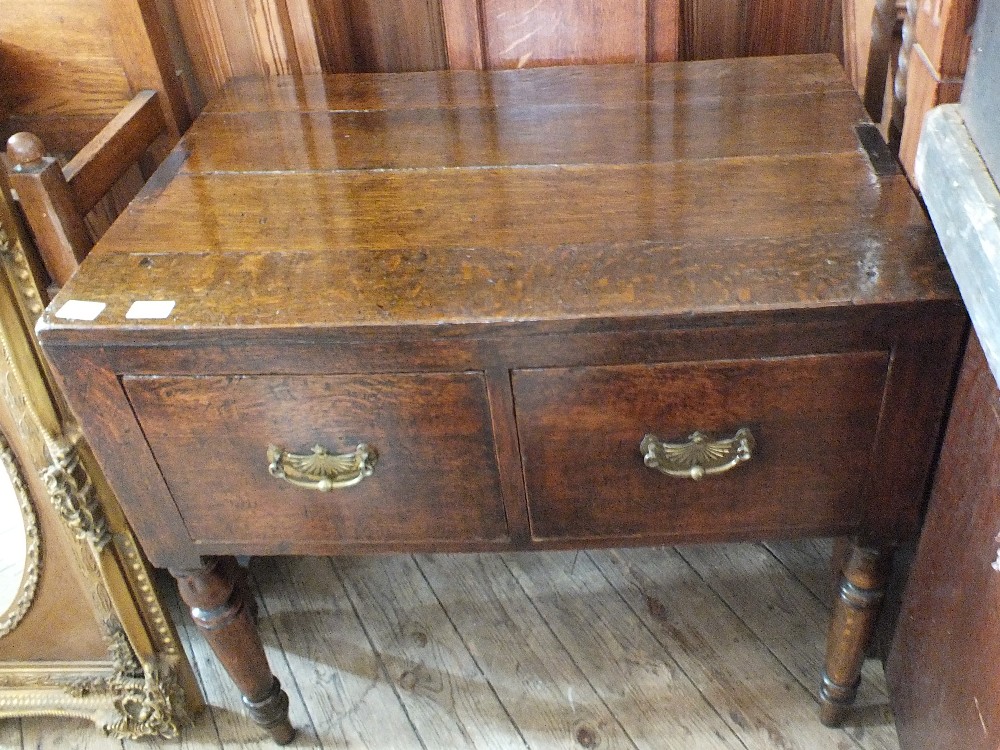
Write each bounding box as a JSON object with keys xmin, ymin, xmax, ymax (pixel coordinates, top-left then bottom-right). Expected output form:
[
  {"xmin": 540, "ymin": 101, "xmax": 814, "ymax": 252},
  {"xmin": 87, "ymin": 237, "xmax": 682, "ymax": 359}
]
[
  {"xmin": 819, "ymin": 541, "xmax": 892, "ymax": 726},
  {"xmin": 171, "ymin": 556, "xmax": 294, "ymax": 744}
]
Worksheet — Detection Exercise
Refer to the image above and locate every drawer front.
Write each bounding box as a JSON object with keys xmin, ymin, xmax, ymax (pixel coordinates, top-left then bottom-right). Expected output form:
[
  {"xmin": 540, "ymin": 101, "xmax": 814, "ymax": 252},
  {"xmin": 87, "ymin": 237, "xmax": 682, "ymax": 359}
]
[
  {"xmin": 513, "ymin": 352, "xmax": 889, "ymax": 542},
  {"xmin": 123, "ymin": 372, "xmax": 508, "ymax": 547}
]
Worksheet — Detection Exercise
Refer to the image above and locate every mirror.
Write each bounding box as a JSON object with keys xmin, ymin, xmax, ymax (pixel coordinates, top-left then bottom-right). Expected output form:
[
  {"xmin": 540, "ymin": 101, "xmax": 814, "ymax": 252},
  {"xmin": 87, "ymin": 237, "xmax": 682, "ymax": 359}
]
[{"xmin": 0, "ymin": 433, "xmax": 40, "ymax": 637}]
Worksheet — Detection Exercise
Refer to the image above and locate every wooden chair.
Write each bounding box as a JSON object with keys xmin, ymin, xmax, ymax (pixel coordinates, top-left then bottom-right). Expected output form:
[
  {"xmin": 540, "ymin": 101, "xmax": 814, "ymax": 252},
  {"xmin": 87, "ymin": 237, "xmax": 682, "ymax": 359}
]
[
  {"xmin": 862, "ymin": 0, "xmax": 915, "ymax": 151},
  {"xmin": 4, "ymin": 90, "xmax": 170, "ymax": 288}
]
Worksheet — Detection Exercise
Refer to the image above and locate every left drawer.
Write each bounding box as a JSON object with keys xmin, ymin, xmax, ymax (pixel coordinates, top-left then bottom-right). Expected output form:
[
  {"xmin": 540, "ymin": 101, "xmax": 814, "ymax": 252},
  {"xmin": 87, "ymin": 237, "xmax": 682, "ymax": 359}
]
[{"xmin": 122, "ymin": 372, "xmax": 508, "ymax": 549}]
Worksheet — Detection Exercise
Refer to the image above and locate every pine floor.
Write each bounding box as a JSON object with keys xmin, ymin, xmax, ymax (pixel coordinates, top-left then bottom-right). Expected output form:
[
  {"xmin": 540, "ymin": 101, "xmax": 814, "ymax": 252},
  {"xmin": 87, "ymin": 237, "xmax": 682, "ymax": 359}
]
[{"xmin": 0, "ymin": 541, "xmax": 900, "ymax": 750}]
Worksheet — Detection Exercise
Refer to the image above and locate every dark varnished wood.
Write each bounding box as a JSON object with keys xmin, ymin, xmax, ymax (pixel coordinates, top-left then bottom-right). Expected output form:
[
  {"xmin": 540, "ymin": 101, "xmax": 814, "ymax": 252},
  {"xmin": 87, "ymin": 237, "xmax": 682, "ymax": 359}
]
[
  {"xmin": 5, "ymin": 91, "xmax": 172, "ymax": 287},
  {"xmin": 201, "ymin": 55, "xmax": 854, "ymax": 114},
  {"xmin": 36, "ymin": 58, "xmax": 966, "ymax": 734},
  {"xmin": 514, "ymin": 353, "xmax": 889, "ymax": 543},
  {"xmin": 44, "ymin": 222, "xmax": 954, "ymax": 337},
  {"xmin": 887, "ymin": 332, "xmax": 1000, "ymax": 750},
  {"xmin": 179, "ymin": 93, "xmax": 867, "ymax": 173},
  {"xmin": 164, "ymin": 0, "xmax": 840, "ymax": 102},
  {"xmin": 99, "ymin": 157, "xmax": 929, "ymax": 254},
  {"xmin": 62, "ymin": 90, "xmax": 169, "ymax": 215},
  {"xmin": 820, "ymin": 542, "xmax": 893, "ymax": 726},
  {"xmin": 474, "ymin": 0, "xmax": 650, "ymax": 68},
  {"xmin": 172, "ymin": 557, "xmax": 294, "ymax": 744},
  {"xmin": 5, "ymin": 133, "xmax": 94, "ymax": 286},
  {"xmin": 123, "ymin": 372, "xmax": 508, "ymax": 549}
]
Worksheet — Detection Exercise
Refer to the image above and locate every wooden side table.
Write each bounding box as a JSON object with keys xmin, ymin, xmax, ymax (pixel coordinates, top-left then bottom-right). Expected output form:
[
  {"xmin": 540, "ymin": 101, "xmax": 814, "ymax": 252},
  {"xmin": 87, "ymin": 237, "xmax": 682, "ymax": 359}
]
[{"xmin": 37, "ymin": 55, "xmax": 965, "ymax": 742}]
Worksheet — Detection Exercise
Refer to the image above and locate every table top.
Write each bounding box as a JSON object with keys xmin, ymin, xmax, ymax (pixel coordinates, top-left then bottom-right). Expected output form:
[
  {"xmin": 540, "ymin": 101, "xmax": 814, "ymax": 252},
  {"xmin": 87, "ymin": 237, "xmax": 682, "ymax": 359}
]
[{"xmin": 40, "ymin": 54, "xmax": 958, "ymax": 344}]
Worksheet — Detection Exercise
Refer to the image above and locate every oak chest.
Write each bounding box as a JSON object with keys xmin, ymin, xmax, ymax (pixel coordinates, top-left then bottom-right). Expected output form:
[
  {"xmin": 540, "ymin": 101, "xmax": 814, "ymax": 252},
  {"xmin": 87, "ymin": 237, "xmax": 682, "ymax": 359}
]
[{"xmin": 38, "ymin": 55, "xmax": 965, "ymax": 741}]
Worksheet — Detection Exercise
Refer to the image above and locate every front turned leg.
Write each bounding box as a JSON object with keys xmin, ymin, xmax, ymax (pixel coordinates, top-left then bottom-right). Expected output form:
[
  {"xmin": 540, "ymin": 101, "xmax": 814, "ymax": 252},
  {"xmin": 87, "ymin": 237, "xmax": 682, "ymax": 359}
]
[
  {"xmin": 819, "ymin": 542, "xmax": 892, "ymax": 726},
  {"xmin": 171, "ymin": 556, "xmax": 294, "ymax": 744}
]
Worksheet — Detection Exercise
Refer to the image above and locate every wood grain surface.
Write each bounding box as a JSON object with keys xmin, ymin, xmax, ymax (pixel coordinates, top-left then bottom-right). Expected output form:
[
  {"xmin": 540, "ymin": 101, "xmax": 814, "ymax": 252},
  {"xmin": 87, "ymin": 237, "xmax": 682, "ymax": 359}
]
[
  {"xmin": 514, "ymin": 352, "xmax": 888, "ymax": 542},
  {"xmin": 201, "ymin": 55, "xmax": 854, "ymax": 113},
  {"xmin": 124, "ymin": 372, "xmax": 508, "ymax": 550},
  {"xmin": 887, "ymin": 332, "xmax": 1000, "ymax": 750},
  {"xmin": 143, "ymin": 542, "xmax": 898, "ymax": 749},
  {"xmin": 39, "ymin": 58, "xmax": 956, "ymax": 340},
  {"xmin": 34, "ymin": 58, "xmax": 965, "ymax": 735}
]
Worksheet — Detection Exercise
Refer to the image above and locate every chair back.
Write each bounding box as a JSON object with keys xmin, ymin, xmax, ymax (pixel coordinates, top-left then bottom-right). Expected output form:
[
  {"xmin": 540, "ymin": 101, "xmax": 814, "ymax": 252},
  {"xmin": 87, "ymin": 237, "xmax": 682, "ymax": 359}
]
[
  {"xmin": 862, "ymin": 0, "xmax": 913, "ymax": 151},
  {"xmin": 4, "ymin": 90, "xmax": 170, "ymax": 287}
]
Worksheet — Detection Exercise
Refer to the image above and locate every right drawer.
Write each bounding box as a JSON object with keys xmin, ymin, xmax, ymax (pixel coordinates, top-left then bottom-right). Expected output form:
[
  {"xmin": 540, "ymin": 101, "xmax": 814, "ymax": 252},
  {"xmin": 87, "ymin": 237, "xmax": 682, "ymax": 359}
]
[{"xmin": 512, "ymin": 352, "xmax": 889, "ymax": 543}]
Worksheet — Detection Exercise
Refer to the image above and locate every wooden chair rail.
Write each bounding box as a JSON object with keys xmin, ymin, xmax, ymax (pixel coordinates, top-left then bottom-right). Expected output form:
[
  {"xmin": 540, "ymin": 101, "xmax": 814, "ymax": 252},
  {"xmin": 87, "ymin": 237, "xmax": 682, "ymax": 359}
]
[
  {"xmin": 3, "ymin": 90, "xmax": 169, "ymax": 288},
  {"xmin": 63, "ymin": 90, "xmax": 167, "ymax": 216}
]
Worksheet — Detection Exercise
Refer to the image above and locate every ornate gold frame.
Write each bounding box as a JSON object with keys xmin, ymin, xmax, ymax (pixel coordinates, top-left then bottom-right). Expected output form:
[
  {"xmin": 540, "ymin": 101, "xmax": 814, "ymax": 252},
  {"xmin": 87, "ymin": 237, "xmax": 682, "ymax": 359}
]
[
  {"xmin": 0, "ymin": 180, "xmax": 201, "ymax": 738},
  {"xmin": 0, "ymin": 432, "xmax": 41, "ymax": 638}
]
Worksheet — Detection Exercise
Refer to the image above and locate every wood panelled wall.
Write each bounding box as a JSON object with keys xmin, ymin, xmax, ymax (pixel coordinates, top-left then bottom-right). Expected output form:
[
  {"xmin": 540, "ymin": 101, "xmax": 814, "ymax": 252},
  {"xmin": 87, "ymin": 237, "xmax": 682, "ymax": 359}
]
[
  {"xmin": 1, "ymin": 0, "xmax": 131, "ymax": 151},
  {"xmin": 1, "ymin": 0, "xmax": 845, "ymax": 151},
  {"xmin": 0, "ymin": 0, "xmax": 192, "ymax": 153},
  {"xmin": 171, "ymin": 0, "xmax": 843, "ymax": 101}
]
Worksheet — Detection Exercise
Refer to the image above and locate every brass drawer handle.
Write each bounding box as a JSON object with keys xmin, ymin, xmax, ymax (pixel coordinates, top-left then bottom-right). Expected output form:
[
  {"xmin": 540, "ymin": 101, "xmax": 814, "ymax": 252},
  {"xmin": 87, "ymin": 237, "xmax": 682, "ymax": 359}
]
[
  {"xmin": 267, "ymin": 443, "xmax": 377, "ymax": 491},
  {"xmin": 640, "ymin": 428, "xmax": 755, "ymax": 481}
]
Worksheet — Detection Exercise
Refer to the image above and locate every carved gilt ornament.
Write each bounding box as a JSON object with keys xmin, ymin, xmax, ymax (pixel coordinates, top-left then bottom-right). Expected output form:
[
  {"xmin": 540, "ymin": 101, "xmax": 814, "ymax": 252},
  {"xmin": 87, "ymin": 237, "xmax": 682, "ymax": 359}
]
[{"xmin": 0, "ymin": 433, "xmax": 41, "ymax": 638}]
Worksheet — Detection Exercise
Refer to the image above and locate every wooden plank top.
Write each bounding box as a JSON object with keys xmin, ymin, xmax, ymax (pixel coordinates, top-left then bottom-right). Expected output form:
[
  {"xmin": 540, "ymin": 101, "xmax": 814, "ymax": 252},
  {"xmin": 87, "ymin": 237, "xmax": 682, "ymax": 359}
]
[{"xmin": 40, "ymin": 54, "xmax": 958, "ymax": 341}]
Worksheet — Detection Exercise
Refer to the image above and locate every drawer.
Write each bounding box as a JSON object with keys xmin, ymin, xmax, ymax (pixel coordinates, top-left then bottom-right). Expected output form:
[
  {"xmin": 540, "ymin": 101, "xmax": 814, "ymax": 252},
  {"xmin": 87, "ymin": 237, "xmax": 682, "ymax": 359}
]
[
  {"xmin": 123, "ymin": 372, "xmax": 508, "ymax": 548},
  {"xmin": 512, "ymin": 352, "xmax": 889, "ymax": 542}
]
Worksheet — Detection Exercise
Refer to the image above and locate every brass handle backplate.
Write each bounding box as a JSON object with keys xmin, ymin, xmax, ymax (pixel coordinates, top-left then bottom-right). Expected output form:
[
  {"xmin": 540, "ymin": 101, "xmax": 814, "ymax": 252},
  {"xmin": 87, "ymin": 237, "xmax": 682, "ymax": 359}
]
[
  {"xmin": 267, "ymin": 443, "xmax": 377, "ymax": 491},
  {"xmin": 640, "ymin": 428, "xmax": 755, "ymax": 481}
]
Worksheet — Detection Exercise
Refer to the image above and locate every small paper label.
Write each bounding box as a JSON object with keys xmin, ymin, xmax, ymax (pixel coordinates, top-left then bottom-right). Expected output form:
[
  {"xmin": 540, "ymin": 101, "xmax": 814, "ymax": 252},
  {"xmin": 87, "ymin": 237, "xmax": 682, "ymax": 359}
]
[
  {"xmin": 55, "ymin": 300, "xmax": 106, "ymax": 321},
  {"xmin": 126, "ymin": 300, "xmax": 175, "ymax": 319}
]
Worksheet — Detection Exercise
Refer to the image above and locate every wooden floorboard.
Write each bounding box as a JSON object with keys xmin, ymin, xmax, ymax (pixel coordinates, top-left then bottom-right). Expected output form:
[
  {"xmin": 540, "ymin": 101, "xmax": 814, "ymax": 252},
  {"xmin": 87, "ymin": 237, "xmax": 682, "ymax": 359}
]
[
  {"xmin": 21, "ymin": 715, "xmax": 123, "ymax": 750},
  {"xmin": 764, "ymin": 538, "xmax": 839, "ymax": 605},
  {"xmin": 254, "ymin": 556, "xmax": 422, "ymax": 749},
  {"xmin": 497, "ymin": 550, "xmax": 744, "ymax": 749},
  {"xmin": 336, "ymin": 553, "xmax": 521, "ymax": 748},
  {"xmin": 10, "ymin": 542, "xmax": 901, "ymax": 750},
  {"xmin": 676, "ymin": 544, "xmax": 898, "ymax": 750},
  {"xmin": 592, "ymin": 547, "xmax": 861, "ymax": 750},
  {"xmin": 414, "ymin": 552, "xmax": 637, "ymax": 749}
]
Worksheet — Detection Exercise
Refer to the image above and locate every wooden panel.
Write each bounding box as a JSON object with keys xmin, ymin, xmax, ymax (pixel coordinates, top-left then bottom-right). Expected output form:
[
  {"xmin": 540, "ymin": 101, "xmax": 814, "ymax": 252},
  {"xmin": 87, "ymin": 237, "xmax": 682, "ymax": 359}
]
[
  {"xmin": 897, "ymin": 0, "xmax": 976, "ymax": 177},
  {"xmin": 168, "ymin": 0, "xmax": 291, "ymax": 101},
  {"xmin": 442, "ymin": 0, "xmax": 680, "ymax": 69},
  {"xmin": 898, "ymin": 49, "xmax": 964, "ymax": 176},
  {"xmin": 512, "ymin": 353, "xmax": 888, "ymax": 542},
  {"xmin": 103, "ymin": 0, "xmax": 193, "ymax": 135},
  {"xmin": 682, "ymin": 0, "xmax": 842, "ymax": 60},
  {"xmin": 441, "ymin": 0, "xmax": 485, "ymax": 69},
  {"xmin": 169, "ymin": 0, "xmax": 682, "ymax": 90},
  {"xmin": 744, "ymin": 0, "xmax": 841, "ymax": 57},
  {"xmin": 182, "ymin": 92, "xmax": 866, "ymax": 172},
  {"xmin": 0, "ymin": 0, "xmax": 188, "ymax": 150},
  {"xmin": 300, "ymin": 0, "xmax": 363, "ymax": 74},
  {"xmin": 337, "ymin": 0, "xmax": 447, "ymax": 72},
  {"xmin": 123, "ymin": 372, "xmax": 508, "ymax": 549},
  {"xmin": 203, "ymin": 55, "xmax": 854, "ymax": 113},
  {"xmin": 682, "ymin": 0, "xmax": 746, "ymax": 59},
  {"xmin": 165, "ymin": 0, "xmax": 857, "ymax": 93},
  {"xmin": 911, "ymin": 0, "xmax": 975, "ymax": 77},
  {"xmin": 0, "ymin": 0, "xmax": 128, "ymax": 124},
  {"xmin": 169, "ymin": 0, "xmax": 237, "ymax": 98},
  {"xmin": 841, "ymin": 0, "xmax": 879, "ymax": 94},
  {"xmin": 479, "ymin": 0, "xmax": 646, "ymax": 68},
  {"xmin": 887, "ymin": 332, "xmax": 1000, "ymax": 750},
  {"xmin": 173, "ymin": 0, "xmax": 448, "ymax": 100}
]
